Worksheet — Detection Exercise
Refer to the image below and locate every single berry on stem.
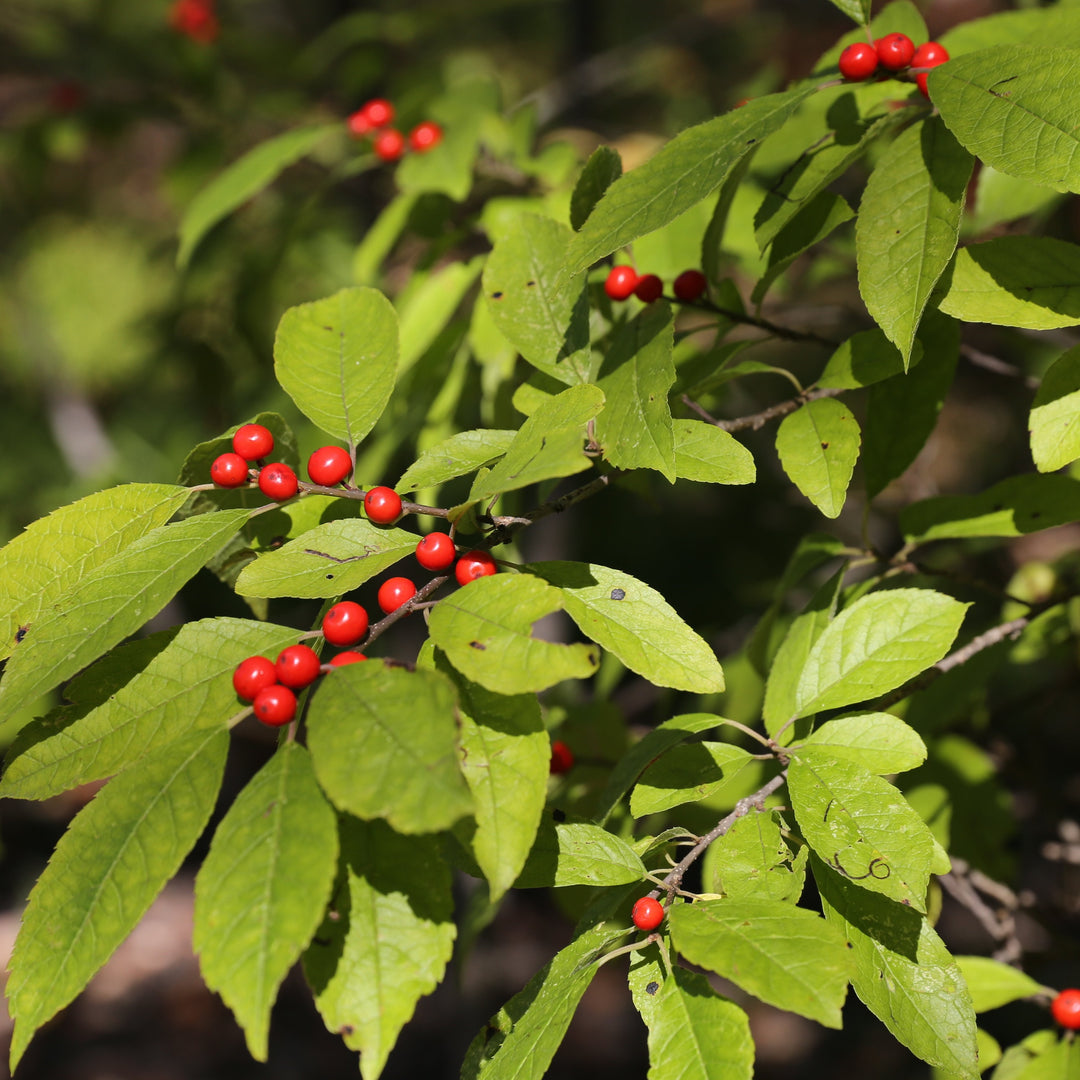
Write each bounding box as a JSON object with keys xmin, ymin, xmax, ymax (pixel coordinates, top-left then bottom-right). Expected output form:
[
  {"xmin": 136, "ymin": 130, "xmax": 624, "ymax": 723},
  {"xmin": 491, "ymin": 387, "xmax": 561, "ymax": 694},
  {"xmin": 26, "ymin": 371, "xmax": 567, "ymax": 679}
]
[
  {"xmin": 329, "ymin": 651, "xmax": 367, "ymax": 667},
  {"xmin": 1052, "ymin": 989, "xmax": 1080, "ymax": 1030},
  {"xmin": 604, "ymin": 265, "xmax": 638, "ymax": 301},
  {"xmin": 276, "ymin": 644, "xmax": 322, "ymax": 689},
  {"xmin": 232, "ymin": 423, "xmax": 275, "ymax": 460},
  {"xmin": 911, "ymin": 41, "xmax": 950, "ymax": 96},
  {"xmin": 308, "ymin": 445, "xmax": 352, "ymax": 487},
  {"xmin": 875, "ymin": 32, "xmax": 915, "ymax": 70},
  {"xmin": 415, "ymin": 532, "xmax": 457, "ymax": 572},
  {"xmin": 632, "ymin": 897, "xmax": 665, "ymax": 932},
  {"xmin": 232, "ymin": 656, "xmax": 277, "ymax": 702},
  {"xmin": 252, "ymin": 684, "xmax": 296, "ymax": 727},
  {"xmin": 673, "ymin": 269, "xmax": 707, "ymax": 302},
  {"xmin": 346, "ymin": 110, "xmax": 373, "ymax": 138},
  {"xmin": 378, "ymin": 576, "xmax": 416, "ymax": 614},
  {"xmin": 634, "ymin": 274, "xmax": 663, "ymax": 303},
  {"xmin": 322, "ymin": 601, "xmax": 369, "ymax": 647},
  {"xmin": 258, "ymin": 463, "xmax": 299, "ymax": 501},
  {"xmin": 169, "ymin": 0, "xmax": 219, "ymax": 43},
  {"xmin": 409, "ymin": 121, "xmax": 443, "ymax": 153},
  {"xmin": 838, "ymin": 41, "xmax": 879, "ymax": 81},
  {"xmin": 361, "ymin": 98, "xmax": 394, "ymax": 128},
  {"xmin": 455, "ymin": 550, "xmax": 497, "ymax": 586},
  {"xmin": 210, "ymin": 452, "xmax": 250, "ymax": 489},
  {"xmin": 549, "ymin": 740, "xmax": 574, "ymax": 775},
  {"xmin": 364, "ymin": 485, "xmax": 402, "ymax": 524},
  {"xmin": 374, "ymin": 129, "xmax": 405, "ymax": 162}
]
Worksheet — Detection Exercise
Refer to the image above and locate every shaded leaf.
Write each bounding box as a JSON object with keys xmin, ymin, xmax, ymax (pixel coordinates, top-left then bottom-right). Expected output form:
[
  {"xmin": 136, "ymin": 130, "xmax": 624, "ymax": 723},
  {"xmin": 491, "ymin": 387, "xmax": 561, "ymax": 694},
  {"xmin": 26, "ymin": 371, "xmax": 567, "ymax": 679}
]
[
  {"xmin": 818, "ymin": 328, "xmax": 915, "ymax": 390},
  {"xmin": 570, "ymin": 146, "xmax": 622, "ymax": 231},
  {"xmin": 630, "ymin": 742, "xmax": 752, "ymax": 817}
]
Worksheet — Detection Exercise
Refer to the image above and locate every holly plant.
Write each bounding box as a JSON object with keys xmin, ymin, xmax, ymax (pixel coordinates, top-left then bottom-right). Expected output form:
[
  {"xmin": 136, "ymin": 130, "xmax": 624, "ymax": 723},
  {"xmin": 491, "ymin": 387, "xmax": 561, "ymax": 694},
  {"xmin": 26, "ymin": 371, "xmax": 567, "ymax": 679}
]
[{"xmin": 4, "ymin": 1, "xmax": 1080, "ymax": 1077}]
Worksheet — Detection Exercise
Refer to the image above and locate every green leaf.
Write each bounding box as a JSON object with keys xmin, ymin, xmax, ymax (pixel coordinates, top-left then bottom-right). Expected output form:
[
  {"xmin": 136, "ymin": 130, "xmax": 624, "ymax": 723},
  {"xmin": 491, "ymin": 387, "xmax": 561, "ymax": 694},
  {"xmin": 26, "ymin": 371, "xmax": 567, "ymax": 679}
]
[
  {"xmin": 968, "ymin": 165, "xmax": 1064, "ymax": 235},
  {"xmin": 353, "ymin": 192, "xmax": 419, "ymax": 285},
  {"xmin": 193, "ymin": 743, "xmax": 338, "ymax": 1061},
  {"xmin": 815, "ymin": 855, "xmax": 979, "ymax": 1078},
  {"xmin": 397, "ymin": 257, "xmax": 484, "ymax": 374},
  {"xmin": 1030, "ymin": 345, "xmax": 1080, "ymax": 472},
  {"xmin": 900, "ymin": 474, "xmax": 1080, "ymax": 543},
  {"xmin": 177, "ymin": 124, "xmax": 337, "ymax": 268},
  {"xmin": 672, "ymin": 420, "xmax": 755, "ymax": 485},
  {"xmin": 775, "ymin": 398, "xmax": 861, "ymax": 519},
  {"xmin": 929, "ymin": 47, "xmax": 1080, "ymax": 193},
  {"xmin": 941, "ymin": 7, "xmax": 1080, "ymax": 56},
  {"xmin": 274, "ymin": 286, "xmax": 399, "ymax": 447},
  {"xmin": 0, "ymin": 618, "xmax": 299, "ymax": 801},
  {"xmin": 7, "ymin": 728, "xmax": 227, "ymax": 1071},
  {"xmin": 794, "ymin": 588, "xmax": 968, "ymax": 716},
  {"xmin": 396, "ymin": 429, "xmax": 516, "ymax": 493},
  {"xmin": 789, "ymin": 754, "xmax": 935, "ymax": 910},
  {"xmin": 307, "ymin": 662, "xmax": 472, "ymax": 834},
  {"xmin": 630, "ymin": 742, "xmax": 752, "ymax": 817},
  {"xmin": 798, "ymin": 713, "xmax": 927, "ymax": 774},
  {"xmin": 857, "ymin": 116, "xmax": 972, "ymax": 366},
  {"xmin": 667, "ymin": 898, "xmax": 853, "ymax": 1028},
  {"xmin": 826, "ymin": 0, "xmax": 870, "ymax": 23},
  {"xmin": 515, "ymin": 816, "xmax": 646, "ymax": 887},
  {"xmin": 955, "ymin": 957, "xmax": 1048, "ymax": 1014},
  {"xmin": 594, "ymin": 302, "xmax": 677, "ymax": 480},
  {"xmin": 468, "ymin": 384, "xmax": 605, "ymax": 504},
  {"xmin": 235, "ymin": 518, "xmax": 417, "ymax": 599},
  {"xmin": 817, "ymin": 328, "xmax": 916, "ymax": 390},
  {"xmin": 997, "ymin": 1038, "xmax": 1080, "ymax": 1080},
  {"xmin": 428, "ymin": 574, "xmax": 600, "ymax": 694},
  {"xmin": 529, "ymin": 561, "xmax": 724, "ymax": 694},
  {"xmin": 987, "ymin": 1031, "xmax": 1058, "ymax": 1080},
  {"xmin": 642, "ymin": 968, "xmax": 754, "ymax": 1080},
  {"xmin": 482, "ymin": 215, "xmax": 591, "ymax": 384},
  {"xmin": 304, "ymin": 819, "xmax": 456, "ymax": 1080},
  {"xmin": 939, "ymin": 237, "xmax": 1080, "ymax": 329},
  {"xmin": 570, "ymin": 146, "xmax": 622, "ymax": 231},
  {"xmin": 0, "ymin": 483, "xmax": 188, "ymax": 664},
  {"xmin": 701, "ymin": 809, "xmax": 808, "ymax": 904},
  {"xmin": 565, "ymin": 86, "xmax": 814, "ymax": 273},
  {"xmin": 0, "ymin": 507, "xmax": 252, "ymax": 722}
]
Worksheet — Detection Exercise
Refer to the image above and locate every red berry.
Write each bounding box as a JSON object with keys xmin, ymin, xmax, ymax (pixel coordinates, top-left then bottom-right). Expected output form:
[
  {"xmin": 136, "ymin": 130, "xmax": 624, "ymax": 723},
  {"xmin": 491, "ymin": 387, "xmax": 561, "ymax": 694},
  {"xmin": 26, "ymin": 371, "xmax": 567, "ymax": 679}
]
[
  {"xmin": 549, "ymin": 740, "xmax": 574, "ymax": 775},
  {"xmin": 258, "ymin": 463, "xmax": 299, "ymax": 501},
  {"xmin": 210, "ymin": 452, "xmax": 250, "ymax": 489},
  {"xmin": 1052, "ymin": 989, "xmax": 1080, "ymax": 1030},
  {"xmin": 604, "ymin": 265, "xmax": 639, "ymax": 301},
  {"xmin": 346, "ymin": 110, "xmax": 373, "ymax": 138},
  {"xmin": 455, "ymin": 550, "xmax": 498, "ymax": 586},
  {"xmin": 307, "ymin": 445, "xmax": 352, "ymax": 487},
  {"xmin": 378, "ymin": 576, "xmax": 416, "ymax": 614},
  {"xmin": 276, "ymin": 644, "xmax": 322, "ymax": 690},
  {"xmin": 373, "ymin": 129, "xmax": 405, "ymax": 162},
  {"xmin": 232, "ymin": 423, "xmax": 275, "ymax": 461},
  {"xmin": 322, "ymin": 601, "xmax": 369, "ymax": 647},
  {"xmin": 633, "ymin": 273, "xmax": 663, "ymax": 303},
  {"xmin": 329, "ymin": 651, "xmax": 367, "ymax": 666},
  {"xmin": 912, "ymin": 41, "xmax": 949, "ymax": 97},
  {"xmin": 876, "ymin": 32, "xmax": 915, "ymax": 71},
  {"xmin": 415, "ymin": 532, "xmax": 456, "ymax": 572},
  {"xmin": 838, "ymin": 41, "xmax": 879, "ymax": 81},
  {"xmin": 364, "ymin": 485, "xmax": 402, "ymax": 524},
  {"xmin": 673, "ymin": 269, "xmax": 707, "ymax": 302},
  {"xmin": 409, "ymin": 121, "xmax": 443, "ymax": 153},
  {"xmin": 169, "ymin": 0, "xmax": 218, "ymax": 42},
  {"xmin": 362, "ymin": 98, "xmax": 394, "ymax": 128},
  {"xmin": 232, "ymin": 656, "xmax": 277, "ymax": 702},
  {"xmin": 632, "ymin": 897, "xmax": 665, "ymax": 932},
  {"xmin": 50, "ymin": 81, "xmax": 84, "ymax": 113},
  {"xmin": 252, "ymin": 684, "xmax": 296, "ymax": 727}
]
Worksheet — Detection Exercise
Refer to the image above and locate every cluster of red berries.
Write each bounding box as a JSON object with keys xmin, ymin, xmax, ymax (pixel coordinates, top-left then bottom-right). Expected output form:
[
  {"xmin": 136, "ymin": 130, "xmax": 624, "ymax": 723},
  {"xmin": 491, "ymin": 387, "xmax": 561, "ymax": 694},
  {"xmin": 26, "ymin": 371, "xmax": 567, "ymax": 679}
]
[
  {"xmin": 346, "ymin": 98, "xmax": 443, "ymax": 163},
  {"xmin": 169, "ymin": 0, "xmax": 219, "ymax": 43},
  {"xmin": 603, "ymin": 266, "xmax": 708, "ymax": 305},
  {"xmin": 838, "ymin": 33, "xmax": 949, "ymax": 96}
]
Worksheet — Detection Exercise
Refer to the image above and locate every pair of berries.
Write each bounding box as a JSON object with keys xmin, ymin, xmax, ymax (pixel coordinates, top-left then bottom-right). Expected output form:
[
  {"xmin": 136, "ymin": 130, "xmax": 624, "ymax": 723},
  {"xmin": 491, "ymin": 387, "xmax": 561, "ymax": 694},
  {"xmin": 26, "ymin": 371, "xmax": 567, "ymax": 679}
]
[
  {"xmin": 169, "ymin": 0, "xmax": 218, "ymax": 43},
  {"xmin": 604, "ymin": 266, "xmax": 708, "ymax": 305},
  {"xmin": 346, "ymin": 98, "xmax": 443, "ymax": 162},
  {"xmin": 375, "ymin": 549, "xmax": 497, "ymax": 615},
  {"xmin": 838, "ymin": 34, "xmax": 949, "ymax": 96}
]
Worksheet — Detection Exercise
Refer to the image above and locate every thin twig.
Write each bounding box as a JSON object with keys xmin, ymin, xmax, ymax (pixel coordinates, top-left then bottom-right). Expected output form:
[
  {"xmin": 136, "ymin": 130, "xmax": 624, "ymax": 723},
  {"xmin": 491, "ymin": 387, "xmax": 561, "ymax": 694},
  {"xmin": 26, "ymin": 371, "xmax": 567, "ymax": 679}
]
[
  {"xmin": 363, "ymin": 573, "xmax": 450, "ymax": 650},
  {"xmin": 960, "ymin": 344, "xmax": 1040, "ymax": 390},
  {"xmin": 682, "ymin": 385, "xmax": 847, "ymax": 434},
  {"xmin": 940, "ymin": 856, "xmax": 1024, "ymax": 965}
]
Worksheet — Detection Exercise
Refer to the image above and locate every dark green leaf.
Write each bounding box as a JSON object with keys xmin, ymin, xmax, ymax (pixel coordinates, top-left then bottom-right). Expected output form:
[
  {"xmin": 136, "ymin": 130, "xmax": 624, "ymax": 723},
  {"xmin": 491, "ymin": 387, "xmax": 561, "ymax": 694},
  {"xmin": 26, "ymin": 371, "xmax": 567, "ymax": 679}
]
[
  {"xmin": 825, "ymin": 0, "xmax": 871, "ymax": 24},
  {"xmin": 630, "ymin": 742, "xmax": 752, "ymax": 817},
  {"xmin": 570, "ymin": 146, "xmax": 622, "ymax": 231},
  {"xmin": 817, "ymin": 328, "xmax": 917, "ymax": 390}
]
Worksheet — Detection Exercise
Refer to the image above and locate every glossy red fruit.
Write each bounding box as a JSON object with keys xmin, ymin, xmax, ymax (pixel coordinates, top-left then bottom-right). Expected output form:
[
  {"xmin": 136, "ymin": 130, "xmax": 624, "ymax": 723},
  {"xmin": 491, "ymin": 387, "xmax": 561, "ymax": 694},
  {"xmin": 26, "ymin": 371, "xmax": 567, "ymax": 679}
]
[
  {"xmin": 378, "ymin": 576, "xmax": 416, "ymax": 614},
  {"xmin": 210, "ymin": 452, "xmax": 250, "ymax": 488},
  {"xmin": 673, "ymin": 269, "xmax": 707, "ymax": 302},
  {"xmin": 632, "ymin": 897, "xmax": 665, "ymax": 932},
  {"xmin": 362, "ymin": 98, "xmax": 394, "ymax": 128},
  {"xmin": 232, "ymin": 423, "xmax": 275, "ymax": 461},
  {"xmin": 232, "ymin": 656, "xmax": 277, "ymax": 702},
  {"xmin": 308, "ymin": 445, "xmax": 352, "ymax": 487},
  {"xmin": 346, "ymin": 110, "xmax": 373, "ymax": 138},
  {"xmin": 329, "ymin": 651, "xmax": 367, "ymax": 666},
  {"xmin": 455, "ymin": 550, "xmax": 497, "ymax": 586},
  {"xmin": 1052, "ymin": 989, "xmax": 1080, "ymax": 1029},
  {"xmin": 549, "ymin": 740, "xmax": 574, "ymax": 775},
  {"xmin": 876, "ymin": 32, "xmax": 915, "ymax": 71},
  {"xmin": 838, "ymin": 41, "xmax": 879, "ymax": 81},
  {"xmin": 364, "ymin": 485, "xmax": 402, "ymax": 524},
  {"xmin": 276, "ymin": 644, "xmax": 322, "ymax": 689},
  {"xmin": 169, "ymin": 0, "xmax": 219, "ymax": 43},
  {"xmin": 415, "ymin": 532, "xmax": 457, "ymax": 572},
  {"xmin": 634, "ymin": 274, "xmax": 664, "ymax": 303},
  {"xmin": 409, "ymin": 121, "xmax": 443, "ymax": 153},
  {"xmin": 252, "ymin": 684, "xmax": 296, "ymax": 727},
  {"xmin": 373, "ymin": 128, "xmax": 405, "ymax": 162},
  {"xmin": 322, "ymin": 601, "xmax": 369, "ymax": 647},
  {"xmin": 604, "ymin": 265, "xmax": 638, "ymax": 301},
  {"xmin": 912, "ymin": 41, "xmax": 950, "ymax": 97},
  {"xmin": 258, "ymin": 463, "xmax": 299, "ymax": 501}
]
